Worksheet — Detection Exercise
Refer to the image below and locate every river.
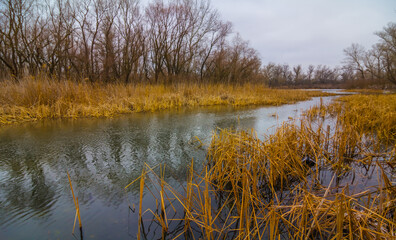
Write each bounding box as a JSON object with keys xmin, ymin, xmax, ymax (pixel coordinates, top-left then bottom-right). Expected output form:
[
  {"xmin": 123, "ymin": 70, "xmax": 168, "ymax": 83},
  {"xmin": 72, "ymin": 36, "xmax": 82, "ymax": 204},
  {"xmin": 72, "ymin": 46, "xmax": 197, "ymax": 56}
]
[{"xmin": 0, "ymin": 91, "xmax": 341, "ymax": 239}]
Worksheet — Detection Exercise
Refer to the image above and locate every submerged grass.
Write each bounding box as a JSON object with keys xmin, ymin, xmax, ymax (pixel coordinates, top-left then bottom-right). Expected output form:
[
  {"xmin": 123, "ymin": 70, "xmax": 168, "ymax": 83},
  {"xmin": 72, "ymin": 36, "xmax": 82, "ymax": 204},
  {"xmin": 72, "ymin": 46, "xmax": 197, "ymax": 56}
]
[
  {"xmin": 127, "ymin": 93, "xmax": 396, "ymax": 239},
  {"xmin": 0, "ymin": 77, "xmax": 331, "ymax": 125}
]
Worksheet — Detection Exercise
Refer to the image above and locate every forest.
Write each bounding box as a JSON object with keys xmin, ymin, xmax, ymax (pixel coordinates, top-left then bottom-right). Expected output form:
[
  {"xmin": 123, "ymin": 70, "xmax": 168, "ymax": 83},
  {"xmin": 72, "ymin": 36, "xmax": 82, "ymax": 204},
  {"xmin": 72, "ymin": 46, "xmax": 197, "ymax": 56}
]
[{"xmin": 1, "ymin": 0, "xmax": 395, "ymax": 88}]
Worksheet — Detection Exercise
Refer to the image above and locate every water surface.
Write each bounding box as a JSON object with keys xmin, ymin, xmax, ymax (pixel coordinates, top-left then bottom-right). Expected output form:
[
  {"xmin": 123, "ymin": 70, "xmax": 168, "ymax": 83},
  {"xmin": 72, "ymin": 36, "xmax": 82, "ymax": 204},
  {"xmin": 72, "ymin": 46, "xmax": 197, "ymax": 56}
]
[{"xmin": 0, "ymin": 94, "xmax": 338, "ymax": 239}]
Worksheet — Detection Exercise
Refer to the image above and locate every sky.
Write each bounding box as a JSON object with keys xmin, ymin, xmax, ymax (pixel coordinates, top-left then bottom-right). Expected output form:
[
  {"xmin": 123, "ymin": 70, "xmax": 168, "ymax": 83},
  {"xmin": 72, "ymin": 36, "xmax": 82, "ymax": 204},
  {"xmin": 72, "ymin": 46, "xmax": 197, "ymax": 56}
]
[{"xmin": 210, "ymin": 0, "xmax": 396, "ymax": 68}]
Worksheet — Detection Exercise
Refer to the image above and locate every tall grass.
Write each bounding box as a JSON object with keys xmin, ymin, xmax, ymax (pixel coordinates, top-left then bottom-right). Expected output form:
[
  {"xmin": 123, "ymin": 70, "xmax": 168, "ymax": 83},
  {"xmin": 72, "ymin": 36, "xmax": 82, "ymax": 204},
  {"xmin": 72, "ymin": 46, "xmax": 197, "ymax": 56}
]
[
  {"xmin": 0, "ymin": 77, "xmax": 331, "ymax": 125},
  {"xmin": 127, "ymin": 93, "xmax": 396, "ymax": 239},
  {"xmin": 306, "ymin": 93, "xmax": 396, "ymax": 143}
]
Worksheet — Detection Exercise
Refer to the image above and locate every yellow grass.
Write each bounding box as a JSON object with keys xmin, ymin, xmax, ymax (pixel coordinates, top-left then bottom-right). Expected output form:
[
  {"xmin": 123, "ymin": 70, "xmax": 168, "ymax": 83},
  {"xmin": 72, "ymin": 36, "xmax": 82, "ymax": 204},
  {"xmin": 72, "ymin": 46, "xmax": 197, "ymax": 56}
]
[
  {"xmin": 342, "ymin": 89, "xmax": 391, "ymax": 94},
  {"xmin": 126, "ymin": 92, "xmax": 396, "ymax": 239},
  {"xmin": 307, "ymin": 93, "xmax": 396, "ymax": 143},
  {"xmin": 0, "ymin": 76, "xmax": 331, "ymax": 125}
]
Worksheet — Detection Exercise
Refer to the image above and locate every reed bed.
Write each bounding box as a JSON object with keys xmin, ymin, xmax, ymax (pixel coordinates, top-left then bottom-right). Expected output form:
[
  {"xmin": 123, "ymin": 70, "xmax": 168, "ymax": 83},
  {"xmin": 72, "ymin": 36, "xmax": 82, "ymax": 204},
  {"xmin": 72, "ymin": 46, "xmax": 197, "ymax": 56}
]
[
  {"xmin": 306, "ymin": 94, "xmax": 396, "ymax": 143},
  {"xmin": 342, "ymin": 89, "xmax": 392, "ymax": 94},
  {"xmin": 0, "ymin": 77, "xmax": 331, "ymax": 125},
  {"xmin": 127, "ymin": 93, "xmax": 396, "ymax": 239}
]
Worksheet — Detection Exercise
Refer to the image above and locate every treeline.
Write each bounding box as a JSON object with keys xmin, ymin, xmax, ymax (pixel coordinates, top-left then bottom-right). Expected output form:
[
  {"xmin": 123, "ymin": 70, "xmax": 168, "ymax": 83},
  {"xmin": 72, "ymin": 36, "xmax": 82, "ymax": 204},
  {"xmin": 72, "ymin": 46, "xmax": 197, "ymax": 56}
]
[
  {"xmin": 263, "ymin": 63, "xmax": 343, "ymax": 87},
  {"xmin": 0, "ymin": 0, "xmax": 263, "ymax": 84},
  {"xmin": 1, "ymin": 0, "xmax": 395, "ymax": 87},
  {"xmin": 264, "ymin": 22, "xmax": 396, "ymax": 88},
  {"xmin": 261, "ymin": 63, "xmax": 379, "ymax": 88},
  {"xmin": 343, "ymin": 23, "xmax": 396, "ymax": 87}
]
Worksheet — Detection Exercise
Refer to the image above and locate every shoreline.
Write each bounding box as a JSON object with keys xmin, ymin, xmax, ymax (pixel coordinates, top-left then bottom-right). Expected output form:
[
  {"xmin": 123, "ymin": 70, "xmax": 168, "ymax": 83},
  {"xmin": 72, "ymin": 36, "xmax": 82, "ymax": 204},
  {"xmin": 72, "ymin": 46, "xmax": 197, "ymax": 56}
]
[{"xmin": 0, "ymin": 78, "xmax": 333, "ymax": 126}]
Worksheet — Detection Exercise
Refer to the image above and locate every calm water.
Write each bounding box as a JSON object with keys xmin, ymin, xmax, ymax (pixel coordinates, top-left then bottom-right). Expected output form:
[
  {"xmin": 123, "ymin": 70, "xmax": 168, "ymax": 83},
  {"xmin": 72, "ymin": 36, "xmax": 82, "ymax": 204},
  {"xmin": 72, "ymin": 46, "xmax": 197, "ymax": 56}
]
[{"xmin": 0, "ymin": 93, "xmax": 342, "ymax": 239}]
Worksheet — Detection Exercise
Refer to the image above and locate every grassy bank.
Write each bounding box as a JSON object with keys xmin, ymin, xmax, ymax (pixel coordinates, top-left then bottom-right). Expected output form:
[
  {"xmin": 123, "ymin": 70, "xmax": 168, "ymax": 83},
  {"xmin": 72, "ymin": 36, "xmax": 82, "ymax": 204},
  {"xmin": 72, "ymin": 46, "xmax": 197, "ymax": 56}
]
[
  {"xmin": 0, "ymin": 77, "xmax": 331, "ymax": 125},
  {"xmin": 342, "ymin": 89, "xmax": 394, "ymax": 94},
  {"xmin": 129, "ymin": 93, "xmax": 396, "ymax": 239}
]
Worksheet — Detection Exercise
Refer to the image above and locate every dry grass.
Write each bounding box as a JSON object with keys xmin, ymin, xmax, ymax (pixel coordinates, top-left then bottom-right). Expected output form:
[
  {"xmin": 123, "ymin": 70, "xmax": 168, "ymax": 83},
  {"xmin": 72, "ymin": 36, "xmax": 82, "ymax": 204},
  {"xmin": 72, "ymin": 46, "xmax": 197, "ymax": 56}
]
[
  {"xmin": 342, "ymin": 89, "xmax": 391, "ymax": 94},
  {"xmin": 306, "ymin": 93, "xmax": 396, "ymax": 143},
  {"xmin": 126, "ymin": 93, "xmax": 396, "ymax": 239},
  {"xmin": 0, "ymin": 76, "xmax": 331, "ymax": 125}
]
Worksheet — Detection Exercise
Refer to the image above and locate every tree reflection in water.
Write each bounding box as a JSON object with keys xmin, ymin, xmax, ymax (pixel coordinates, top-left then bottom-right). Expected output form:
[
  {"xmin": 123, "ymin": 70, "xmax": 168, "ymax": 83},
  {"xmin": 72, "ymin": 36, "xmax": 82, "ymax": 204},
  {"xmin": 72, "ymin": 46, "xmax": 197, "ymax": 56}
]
[{"xmin": 0, "ymin": 96, "xmax": 335, "ymax": 239}]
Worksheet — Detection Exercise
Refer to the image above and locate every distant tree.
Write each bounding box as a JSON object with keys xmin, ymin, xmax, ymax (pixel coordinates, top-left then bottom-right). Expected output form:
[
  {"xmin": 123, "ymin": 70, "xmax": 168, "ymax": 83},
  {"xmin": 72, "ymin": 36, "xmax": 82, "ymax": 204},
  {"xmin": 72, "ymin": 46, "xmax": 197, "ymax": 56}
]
[
  {"xmin": 340, "ymin": 65, "xmax": 355, "ymax": 83},
  {"xmin": 261, "ymin": 63, "xmax": 275, "ymax": 86},
  {"xmin": 314, "ymin": 65, "xmax": 337, "ymax": 83},
  {"xmin": 306, "ymin": 65, "xmax": 315, "ymax": 84},
  {"xmin": 376, "ymin": 22, "xmax": 396, "ymax": 84},
  {"xmin": 263, "ymin": 63, "xmax": 286, "ymax": 87},
  {"xmin": 364, "ymin": 43, "xmax": 384, "ymax": 81},
  {"xmin": 280, "ymin": 64, "xmax": 291, "ymax": 84},
  {"xmin": 292, "ymin": 64, "xmax": 302, "ymax": 85},
  {"xmin": 204, "ymin": 34, "xmax": 261, "ymax": 84},
  {"xmin": 343, "ymin": 43, "xmax": 366, "ymax": 80}
]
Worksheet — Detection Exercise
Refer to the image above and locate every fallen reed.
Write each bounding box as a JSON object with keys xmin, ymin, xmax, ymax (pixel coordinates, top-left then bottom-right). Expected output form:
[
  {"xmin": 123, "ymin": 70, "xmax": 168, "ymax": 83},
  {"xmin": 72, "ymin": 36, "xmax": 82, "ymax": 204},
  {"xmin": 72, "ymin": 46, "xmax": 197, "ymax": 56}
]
[
  {"xmin": 0, "ymin": 76, "xmax": 331, "ymax": 125},
  {"xmin": 127, "ymin": 92, "xmax": 396, "ymax": 239},
  {"xmin": 67, "ymin": 171, "xmax": 83, "ymax": 237}
]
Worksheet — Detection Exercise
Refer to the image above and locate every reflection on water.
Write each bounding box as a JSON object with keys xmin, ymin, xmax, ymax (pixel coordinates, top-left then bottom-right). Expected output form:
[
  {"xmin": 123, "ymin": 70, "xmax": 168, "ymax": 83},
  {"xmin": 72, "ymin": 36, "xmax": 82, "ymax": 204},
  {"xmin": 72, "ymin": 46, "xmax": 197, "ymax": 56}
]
[{"xmin": 0, "ymin": 95, "xmax": 336, "ymax": 239}]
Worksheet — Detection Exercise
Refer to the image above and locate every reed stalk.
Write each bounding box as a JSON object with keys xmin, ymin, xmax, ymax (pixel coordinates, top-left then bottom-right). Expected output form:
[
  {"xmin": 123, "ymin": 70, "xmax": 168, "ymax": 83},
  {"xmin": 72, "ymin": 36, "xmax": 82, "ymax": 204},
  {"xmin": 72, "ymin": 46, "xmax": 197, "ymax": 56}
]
[{"xmin": 67, "ymin": 171, "xmax": 82, "ymax": 234}]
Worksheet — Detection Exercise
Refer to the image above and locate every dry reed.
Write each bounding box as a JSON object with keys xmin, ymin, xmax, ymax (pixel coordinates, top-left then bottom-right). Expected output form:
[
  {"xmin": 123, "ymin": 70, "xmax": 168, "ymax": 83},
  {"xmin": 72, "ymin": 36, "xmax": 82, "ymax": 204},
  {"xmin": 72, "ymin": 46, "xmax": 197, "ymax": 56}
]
[
  {"xmin": 67, "ymin": 171, "xmax": 83, "ymax": 236},
  {"xmin": 126, "ymin": 92, "xmax": 396, "ymax": 239},
  {"xmin": 0, "ymin": 77, "xmax": 331, "ymax": 125}
]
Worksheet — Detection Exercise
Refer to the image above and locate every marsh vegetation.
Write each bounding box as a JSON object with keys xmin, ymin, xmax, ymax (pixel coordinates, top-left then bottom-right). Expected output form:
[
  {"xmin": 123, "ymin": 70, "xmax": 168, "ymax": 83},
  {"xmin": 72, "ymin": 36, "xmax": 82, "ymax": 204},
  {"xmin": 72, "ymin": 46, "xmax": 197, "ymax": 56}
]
[
  {"xmin": 0, "ymin": 77, "xmax": 331, "ymax": 125},
  {"xmin": 130, "ymin": 92, "xmax": 396, "ymax": 239}
]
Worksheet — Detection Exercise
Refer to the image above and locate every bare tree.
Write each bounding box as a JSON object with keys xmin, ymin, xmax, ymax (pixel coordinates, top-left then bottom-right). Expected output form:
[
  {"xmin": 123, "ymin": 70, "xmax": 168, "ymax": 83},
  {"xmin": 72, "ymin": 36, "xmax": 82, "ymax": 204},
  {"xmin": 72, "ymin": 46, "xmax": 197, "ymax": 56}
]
[
  {"xmin": 263, "ymin": 63, "xmax": 284, "ymax": 87},
  {"xmin": 340, "ymin": 65, "xmax": 355, "ymax": 83},
  {"xmin": 96, "ymin": 0, "xmax": 120, "ymax": 82},
  {"xmin": 145, "ymin": 0, "xmax": 169, "ymax": 83},
  {"xmin": 42, "ymin": 0, "xmax": 76, "ymax": 79},
  {"xmin": 0, "ymin": 0, "xmax": 263, "ymax": 85},
  {"xmin": 207, "ymin": 34, "xmax": 261, "ymax": 84},
  {"xmin": 364, "ymin": 43, "xmax": 384, "ymax": 81},
  {"xmin": 306, "ymin": 65, "xmax": 315, "ymax": 84},
  {"xmin": 292, "ymin": 64, "xmax": 302, "ymax": 85},
  {"xmin": 314, "ymin": 65, "xmax": 337, "ymax": 83},
  {"xmin": 117, "ymin": 0, "xmax": 144, "ymax": 83},
  {"xmin": 0, "ymin": 0, "xmax": 41, "ymax": 78},
  {"xmin": 376, "ymin": 22, "xmax": 396, "ymax": 84},
  {"xmin": 343, "ymin": 43, "xmax": 366, "ymax": 81}
]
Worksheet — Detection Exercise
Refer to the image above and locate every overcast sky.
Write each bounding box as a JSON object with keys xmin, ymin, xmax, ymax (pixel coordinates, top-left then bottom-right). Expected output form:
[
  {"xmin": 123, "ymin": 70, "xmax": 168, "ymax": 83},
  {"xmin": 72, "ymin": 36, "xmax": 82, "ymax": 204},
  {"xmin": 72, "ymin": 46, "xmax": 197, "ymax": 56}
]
[{"xmin": 210, "ymin": 0, "xmax": 396, "ymax": 68}]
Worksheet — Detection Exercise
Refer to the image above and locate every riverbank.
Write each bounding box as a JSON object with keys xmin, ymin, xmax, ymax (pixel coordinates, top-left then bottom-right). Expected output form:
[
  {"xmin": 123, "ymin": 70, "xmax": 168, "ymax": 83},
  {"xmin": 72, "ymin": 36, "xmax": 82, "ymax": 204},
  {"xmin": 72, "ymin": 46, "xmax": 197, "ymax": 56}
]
[{"xmin": 0, "ymin": 77, "xmax": 332, "ymax": 125}]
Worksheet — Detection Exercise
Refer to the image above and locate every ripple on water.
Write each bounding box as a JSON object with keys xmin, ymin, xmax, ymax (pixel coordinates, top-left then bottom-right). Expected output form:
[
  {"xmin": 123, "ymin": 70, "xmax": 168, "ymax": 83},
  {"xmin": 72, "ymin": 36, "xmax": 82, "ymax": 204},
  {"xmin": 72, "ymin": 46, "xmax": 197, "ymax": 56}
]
[{"xmin": 0, "ymin": 94, "xmax": 344, "ymax": 239}]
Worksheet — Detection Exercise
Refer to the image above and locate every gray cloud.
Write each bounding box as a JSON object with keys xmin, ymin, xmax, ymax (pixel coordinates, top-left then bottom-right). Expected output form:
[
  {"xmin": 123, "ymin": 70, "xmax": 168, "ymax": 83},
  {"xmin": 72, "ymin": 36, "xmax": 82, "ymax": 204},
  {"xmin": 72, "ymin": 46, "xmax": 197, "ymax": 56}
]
[{"xmin": 211, "ymin": 0, "xmax": 396, "ymax": 67}]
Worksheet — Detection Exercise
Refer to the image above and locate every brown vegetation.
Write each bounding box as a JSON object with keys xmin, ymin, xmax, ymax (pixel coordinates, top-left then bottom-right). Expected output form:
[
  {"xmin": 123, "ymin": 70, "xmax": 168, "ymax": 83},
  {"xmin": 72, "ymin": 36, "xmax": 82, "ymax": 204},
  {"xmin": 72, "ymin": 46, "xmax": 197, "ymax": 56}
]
[
  {"xmin": 128, "ymin": 93, "xmax": 396, "ymax": 239},
  {"xmin": 0, "ymin": 77, "xmax": 331, "ymax": 125}
]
